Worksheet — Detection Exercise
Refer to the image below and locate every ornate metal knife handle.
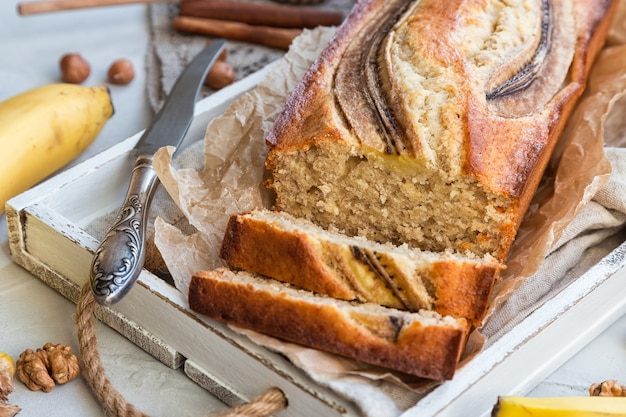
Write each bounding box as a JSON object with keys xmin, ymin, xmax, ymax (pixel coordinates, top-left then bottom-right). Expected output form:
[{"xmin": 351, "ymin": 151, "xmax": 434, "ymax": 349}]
[{"xmin": 90, "ymin": 154, "xmax": 159, "ymax": 306}]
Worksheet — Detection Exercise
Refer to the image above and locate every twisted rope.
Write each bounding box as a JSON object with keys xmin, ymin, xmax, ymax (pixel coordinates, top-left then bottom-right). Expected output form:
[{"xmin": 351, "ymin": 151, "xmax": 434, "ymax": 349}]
[
  {"xmin": 218, "ymin": 389, "xmax": 287, "ymax": 417},
  {"xmin": 74, "ymin": 282, "xmax": 287, "ymax": 417}
]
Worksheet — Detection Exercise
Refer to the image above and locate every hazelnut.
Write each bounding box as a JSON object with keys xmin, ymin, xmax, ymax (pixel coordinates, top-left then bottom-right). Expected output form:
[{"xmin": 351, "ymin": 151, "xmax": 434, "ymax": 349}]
[
  {"xmin": 204, "ymin": 60, "xmax": 235, "ymax": 90},
  {"xmin": 59, "ymin": 53, "xmax": 90, "ymax": 84},
  {"xmin": 107, "ymin": 58, "xmax": 135, "ymax": 85}
]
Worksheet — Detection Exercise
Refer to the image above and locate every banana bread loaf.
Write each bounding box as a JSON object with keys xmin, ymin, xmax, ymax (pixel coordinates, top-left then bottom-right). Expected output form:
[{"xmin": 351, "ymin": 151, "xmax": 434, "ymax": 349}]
[
  {"xmin": 265, "ymin": 0, "xmax": 618, "ymax": 261},
  {"xmin": 188, "ymin": 0, "xmax": 618, "ymax": 381}
]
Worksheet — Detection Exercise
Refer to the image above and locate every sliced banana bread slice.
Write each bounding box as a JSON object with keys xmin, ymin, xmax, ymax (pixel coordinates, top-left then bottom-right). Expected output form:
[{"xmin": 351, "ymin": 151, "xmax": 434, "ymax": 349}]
[
  {"xmin": 220, "ymin": 210, "xmax": 503, "ymax": 326},
  {"xmin": 190, "ymin": 268, "xmax": 470, "ymax": 381}
]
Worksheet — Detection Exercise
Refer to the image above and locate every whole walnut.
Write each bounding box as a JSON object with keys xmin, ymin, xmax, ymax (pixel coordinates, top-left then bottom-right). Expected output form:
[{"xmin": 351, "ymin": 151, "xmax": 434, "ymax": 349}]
[
  {"xmin": 16, "ymin": 343, "xmax": 80, "ymax": 393},
  {"xmin": 590, "ymin": 380, "xmax": 626, "ymax": 397}
]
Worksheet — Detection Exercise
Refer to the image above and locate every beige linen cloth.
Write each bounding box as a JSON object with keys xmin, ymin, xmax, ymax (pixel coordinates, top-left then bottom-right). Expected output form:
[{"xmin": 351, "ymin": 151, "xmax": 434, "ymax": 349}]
[
  {"xmin": 145, "ymin": 5, "xmax": 626, "ymax": 417},
  {"xmin": 145, "ymin": 0, "xmax": 356, "ymax": 110}
]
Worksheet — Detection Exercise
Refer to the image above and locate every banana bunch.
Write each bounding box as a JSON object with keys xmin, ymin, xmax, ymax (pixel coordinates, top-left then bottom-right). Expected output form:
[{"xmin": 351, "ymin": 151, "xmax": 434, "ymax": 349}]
[
  {"xmin": 492, "ymin": 395, "xmax": 626, "ymax": 416},
  {"xmin": 0, "ymin": 83, "xmax": 114, "ymax": 214}
]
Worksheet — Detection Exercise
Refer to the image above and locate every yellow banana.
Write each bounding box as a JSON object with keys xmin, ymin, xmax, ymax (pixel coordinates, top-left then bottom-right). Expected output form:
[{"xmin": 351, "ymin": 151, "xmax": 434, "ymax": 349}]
[
  {"xmin": 0, "ymin": 83, "xmax": 114, "ymax": 213},
  {"xmin": 492, "ymin": 395, "xmax": 626, "ymax": 416}
]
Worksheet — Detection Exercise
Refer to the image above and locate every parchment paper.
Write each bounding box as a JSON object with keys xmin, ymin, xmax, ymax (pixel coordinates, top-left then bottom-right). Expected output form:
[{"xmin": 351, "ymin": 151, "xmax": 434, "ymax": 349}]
[{"xmin": 151, "ymin": 4, "xmax": 626, "ymax": 415}]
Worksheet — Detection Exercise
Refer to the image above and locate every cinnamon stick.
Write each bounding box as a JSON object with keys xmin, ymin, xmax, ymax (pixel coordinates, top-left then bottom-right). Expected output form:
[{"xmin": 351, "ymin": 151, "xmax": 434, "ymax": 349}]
[
  {"xmin": 173, "ymin": 16, "xmax": 302, "ymax": 50},
  {"xmin": 179, "ymin": 0, "xmax": 344, "ymax": 29},
  {"xmin": 18, "ymin": 0, "xmax": 166, "ymax": 15}
]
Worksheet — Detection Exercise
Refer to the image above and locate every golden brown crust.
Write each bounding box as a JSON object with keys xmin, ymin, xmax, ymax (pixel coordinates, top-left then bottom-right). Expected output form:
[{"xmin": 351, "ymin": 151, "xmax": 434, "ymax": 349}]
[
  {"xmin": 265, "ymin": 0, "xmax": 618, "ymax": 261},
  {"xmin": 465, "ymin": 0, "xmax": 619, "ymax": 242},
  {"xmin": 220, "ymin": 213, "xmax": 357, "ymax": 299},
  {"xmin": 429, "ymin": 259, "xmax": 499, "ymax": 325},
  {"xmin": 264, "ymin": 0, "xmax": 385, "ymax": 152},
  {"xmin": 220, "ymin": 210, "xmax": 502, "ymax": 326},
  {"xmin": 190, "ymin": 269, "xmax": 469, "ymax": 381},
  {"xmin": 268, "ymin": 0, "xmax": 616, "ymax": 184}
]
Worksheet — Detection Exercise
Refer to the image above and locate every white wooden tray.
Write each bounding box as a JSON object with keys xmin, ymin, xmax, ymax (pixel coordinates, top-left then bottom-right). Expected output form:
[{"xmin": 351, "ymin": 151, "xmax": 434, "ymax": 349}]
[{"xmin": 7, "ymin": 67, "xmax": 626, "ymax": 417}]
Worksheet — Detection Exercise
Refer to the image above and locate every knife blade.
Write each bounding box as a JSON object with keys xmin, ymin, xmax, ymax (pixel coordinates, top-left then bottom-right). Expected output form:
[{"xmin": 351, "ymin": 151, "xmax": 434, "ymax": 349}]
[{"xmin": 90, "ymin": 39, "xmax": 226, "ymax": 306}]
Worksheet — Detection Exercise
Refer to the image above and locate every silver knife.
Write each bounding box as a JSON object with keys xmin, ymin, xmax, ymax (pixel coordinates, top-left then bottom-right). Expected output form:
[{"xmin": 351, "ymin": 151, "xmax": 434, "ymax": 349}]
[{"xmin": 90, "ymin": 39, "xmax": 226, "ymax": 306}]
